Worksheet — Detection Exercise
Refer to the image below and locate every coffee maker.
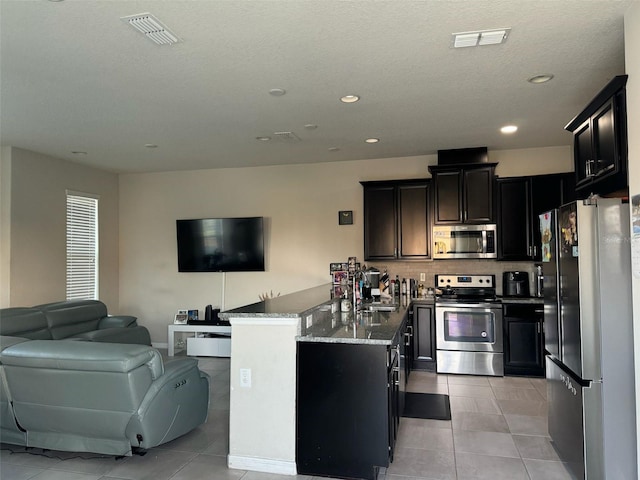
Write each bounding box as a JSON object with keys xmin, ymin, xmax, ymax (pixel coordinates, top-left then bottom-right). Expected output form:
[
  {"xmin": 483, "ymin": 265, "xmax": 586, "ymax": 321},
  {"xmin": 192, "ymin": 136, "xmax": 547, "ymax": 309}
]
[
  {"xmin": 503, "ymin": 271, "xmax": 530, "ymax": 297},
  {"xmin": 363, "ymin": 267, "xmax": 381, "ymax": 301}
]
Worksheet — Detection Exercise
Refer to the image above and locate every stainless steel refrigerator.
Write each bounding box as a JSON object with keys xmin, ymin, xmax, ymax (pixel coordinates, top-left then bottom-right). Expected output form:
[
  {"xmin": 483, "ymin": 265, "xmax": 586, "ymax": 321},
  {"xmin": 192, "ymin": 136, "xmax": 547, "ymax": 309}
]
[{"xmin": 539, "ymin": 198, "xmax": 636, "ymax": 479}]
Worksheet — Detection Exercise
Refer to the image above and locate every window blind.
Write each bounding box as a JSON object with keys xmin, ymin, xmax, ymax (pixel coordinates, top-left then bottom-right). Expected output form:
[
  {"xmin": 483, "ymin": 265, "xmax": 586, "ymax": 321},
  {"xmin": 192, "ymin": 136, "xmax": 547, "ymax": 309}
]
[{"xmin": 66, "ymin": 192, "xmax": 99, "ymax": 300}]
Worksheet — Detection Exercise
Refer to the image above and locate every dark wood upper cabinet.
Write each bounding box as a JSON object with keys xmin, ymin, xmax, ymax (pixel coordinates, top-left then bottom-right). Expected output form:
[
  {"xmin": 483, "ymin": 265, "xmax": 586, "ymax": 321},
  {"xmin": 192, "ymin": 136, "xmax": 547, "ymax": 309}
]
[
  {"xmin": 362, "ymin": 180, "xmax": 431, "ymax": 261},
  {"xmin": 363, "ymin": 184, "xmax": 396, "ymax": 260},
  {"xmin": 497, "ymin": 172, "xmax": 575, "ymax": 261},
  {"xmin": 497, "ymin": 178, "xmax": 531, "ymax": 261},
  {"xmin": 464, "ymin": 167, "xmax": 495, "ymax": 223},
  {"xmin": 565, "ymin": 75, "xmax": 628, "ymax": 199},
  {"xmin": 432, "ymin": 170, "xmax": 462, "ymax": 223},
  {"xmin": 398, "ymin": 184, "xmax": 430, "ymax": 258},
  {"xmin": 429, "ymin": 164, "xmax": 496, "ymax": 225}
]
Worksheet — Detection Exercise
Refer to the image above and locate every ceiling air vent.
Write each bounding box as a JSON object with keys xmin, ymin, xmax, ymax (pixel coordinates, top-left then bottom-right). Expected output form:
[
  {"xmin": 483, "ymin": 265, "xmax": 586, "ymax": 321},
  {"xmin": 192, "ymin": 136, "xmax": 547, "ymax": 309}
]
[
  {"xmin": 273, "ymin": 132, "xmax": 301, "ymax": 143},
  {"xmin": 121, "ymin": 13, "xmax": 181, "ymax": 45}
]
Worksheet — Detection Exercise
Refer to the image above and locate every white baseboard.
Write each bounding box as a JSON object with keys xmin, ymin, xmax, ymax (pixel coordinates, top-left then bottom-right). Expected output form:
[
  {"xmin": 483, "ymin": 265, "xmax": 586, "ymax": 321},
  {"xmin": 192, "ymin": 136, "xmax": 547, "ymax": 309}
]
[
  {"xmin": 152, "ymin": 342, "xmax": 168, "ymax": 349},
  {"xmin": 227, "ymin": 454, "xmax": 297, "ymax": 475}
]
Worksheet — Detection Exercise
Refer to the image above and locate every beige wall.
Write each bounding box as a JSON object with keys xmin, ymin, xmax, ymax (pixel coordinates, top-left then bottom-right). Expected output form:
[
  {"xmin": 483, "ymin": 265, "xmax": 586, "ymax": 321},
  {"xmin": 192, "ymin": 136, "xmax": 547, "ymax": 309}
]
[
  {"xmin": 0, "ymin": 147, "xmax": 120, "ymax": 308},
  {"xmin": 0, "ymin": 147, "xmax": 12, "ymax": 306},
  {"xmin": 119, "ymin": 146, "xmax": 571, "ymax": 345},
  {"xmin": 625, "ymin": 2, "xmax": 640, "ymax": 470},
  {"xmin": 491, "ymin": 146, "xmax": 572, "ymax": 177}
]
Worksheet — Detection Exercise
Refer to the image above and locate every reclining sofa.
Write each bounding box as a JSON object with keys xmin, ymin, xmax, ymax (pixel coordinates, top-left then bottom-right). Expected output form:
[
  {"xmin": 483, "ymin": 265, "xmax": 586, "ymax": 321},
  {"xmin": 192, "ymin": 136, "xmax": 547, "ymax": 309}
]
[
  {"xmin": 0, "ymin": 300, "xmax": 210, "ymax": 455},
  {"xmin": 0, "ymin": 339, "xmax": 210, "ymax": 455}
]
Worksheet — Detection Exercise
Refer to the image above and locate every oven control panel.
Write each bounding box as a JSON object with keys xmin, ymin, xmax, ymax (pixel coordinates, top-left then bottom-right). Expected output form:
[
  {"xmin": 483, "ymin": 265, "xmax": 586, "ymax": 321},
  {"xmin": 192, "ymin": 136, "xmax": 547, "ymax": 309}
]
[{"xmin": 436, "ymin": 274, "xmax": 495, "ymax": 288}]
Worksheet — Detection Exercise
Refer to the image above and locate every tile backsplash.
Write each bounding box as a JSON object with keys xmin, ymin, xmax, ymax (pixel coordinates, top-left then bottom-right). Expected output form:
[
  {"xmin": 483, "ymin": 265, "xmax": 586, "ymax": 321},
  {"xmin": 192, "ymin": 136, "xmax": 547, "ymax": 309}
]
[{"xmin": 366, "ymin": 259, "xmax": 538, "ymax": 296}]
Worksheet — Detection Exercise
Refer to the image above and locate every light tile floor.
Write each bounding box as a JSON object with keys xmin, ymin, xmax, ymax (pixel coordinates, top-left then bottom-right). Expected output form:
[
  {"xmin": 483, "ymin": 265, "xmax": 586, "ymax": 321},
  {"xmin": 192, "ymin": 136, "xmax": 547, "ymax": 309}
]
[{"xmin": 0, "ymin": 353, "xmax": 576, "ymax": 480}]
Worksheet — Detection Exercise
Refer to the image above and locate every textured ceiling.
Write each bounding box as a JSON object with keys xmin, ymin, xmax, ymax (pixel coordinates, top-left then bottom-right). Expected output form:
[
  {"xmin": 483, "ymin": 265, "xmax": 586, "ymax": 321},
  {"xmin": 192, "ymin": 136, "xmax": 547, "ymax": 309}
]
[{"xmin": 0, "ymin": 0, "xmax": 635, "ymax": 173}]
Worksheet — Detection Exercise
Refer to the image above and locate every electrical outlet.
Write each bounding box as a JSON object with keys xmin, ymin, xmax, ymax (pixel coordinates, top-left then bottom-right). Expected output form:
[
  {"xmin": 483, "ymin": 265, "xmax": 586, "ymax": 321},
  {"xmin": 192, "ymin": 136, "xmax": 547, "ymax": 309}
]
[
  {"xmin": 420, "ymin": 273, "xmax": 426, "ymax": 282},
  {"xmin": 306, "ymin": 314, "xmax": 313, "ymax": 328},
  {"xmin": 240, "ymin": 368, "xmax": 252, "ymax": 388}
]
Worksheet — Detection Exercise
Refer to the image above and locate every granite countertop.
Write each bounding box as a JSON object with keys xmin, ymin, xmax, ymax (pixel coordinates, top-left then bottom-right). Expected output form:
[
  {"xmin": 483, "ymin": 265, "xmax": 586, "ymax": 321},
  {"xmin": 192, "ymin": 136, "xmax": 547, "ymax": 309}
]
[
  {"xmin": 219, "ymin": 284, "xmax": 335, "ymax": 319},
  {"xmin": 297, "ymin": 305, "xmax": 410, "ymax": 345},
  {"xmin": 219, "ymin": 283, "xmax": 414, "ymax": 345}
]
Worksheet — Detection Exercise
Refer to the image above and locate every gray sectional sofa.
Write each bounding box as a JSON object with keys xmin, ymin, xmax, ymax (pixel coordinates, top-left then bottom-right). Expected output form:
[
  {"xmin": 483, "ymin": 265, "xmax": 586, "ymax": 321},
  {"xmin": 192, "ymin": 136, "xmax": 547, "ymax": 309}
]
[
  {"xmin": 0, "ymin": 300, "xmax": 211, "ymax": 456},
  {"xmin": 0, "ymin": 300, "xmax": 151, "ymax": 345}
]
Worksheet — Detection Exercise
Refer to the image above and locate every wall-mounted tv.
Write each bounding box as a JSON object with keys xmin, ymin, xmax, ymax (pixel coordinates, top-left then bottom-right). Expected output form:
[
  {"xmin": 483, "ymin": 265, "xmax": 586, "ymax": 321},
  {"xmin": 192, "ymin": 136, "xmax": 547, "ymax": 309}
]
[{"xmin": 176, "ymin": 217, "xmax": 265, "ymax": 272}]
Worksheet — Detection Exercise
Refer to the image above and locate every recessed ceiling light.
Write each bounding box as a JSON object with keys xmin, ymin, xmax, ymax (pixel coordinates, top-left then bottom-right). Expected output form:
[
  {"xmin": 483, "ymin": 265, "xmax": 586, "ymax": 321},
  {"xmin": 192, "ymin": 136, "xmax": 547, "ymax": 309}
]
[
  {"xmin": 256, "ymin": 136, "xmax": 271, "ymax": 141},
  {"xmin": 304, "ymin": 124, "xmax": 318, "ymax": 130},
  {"xmin": 365, "ymin": 138, "xmax": 380, "ymax": 144},
  {"xmin": 340, "ymin": 95, "xmax": 360, "ymax": 103},
  {"xmin": 71, "ymin": 151, "xmax": 87, "ymax": 155},
  {"xmin": 452, "ymin": 28, "xmax": 510, "ymax": 48},
  {"xmin": 500, "ymin": 125, "xmax": 518, "ymax": 134},
  {"xmin": 528, "ymin": 74, "xmax": 554, "ymax": 84},
  {"xmin": 144, "ymin": 144, "xmax": 158, "ymax": 148},
  {"xmin": 269, "ymin": 88, "xmax": 286, "ymax": 96},
  {"xmin": 328, "ymin": 147, "xmax": 340, "ymax": 152}
]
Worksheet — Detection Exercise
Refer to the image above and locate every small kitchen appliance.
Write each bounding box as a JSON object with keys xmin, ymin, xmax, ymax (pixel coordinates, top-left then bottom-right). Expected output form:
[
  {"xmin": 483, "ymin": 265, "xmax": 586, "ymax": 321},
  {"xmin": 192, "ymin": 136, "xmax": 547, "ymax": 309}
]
[
  {"xmin": 434, "ymin": 274, "xmax": 503, "ymax": 376},
  {"xmin": 432, "ymin": 224, "xmax": 497, "ymax": 259},
  {"xmin": 363, "ymin": 267, "xmax": 381, "ymax": 301},
  {"xmin": 502, "ymin": 271, "xmax": 530, "ymax": 297}
]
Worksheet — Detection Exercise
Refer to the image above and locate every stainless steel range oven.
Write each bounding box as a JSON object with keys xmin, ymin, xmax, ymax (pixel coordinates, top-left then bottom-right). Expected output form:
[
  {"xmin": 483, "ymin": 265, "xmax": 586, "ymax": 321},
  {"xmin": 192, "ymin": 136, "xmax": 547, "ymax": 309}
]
[{"xmin": 435, "ymin": 274, "xmax": 503, "ymax": 376}]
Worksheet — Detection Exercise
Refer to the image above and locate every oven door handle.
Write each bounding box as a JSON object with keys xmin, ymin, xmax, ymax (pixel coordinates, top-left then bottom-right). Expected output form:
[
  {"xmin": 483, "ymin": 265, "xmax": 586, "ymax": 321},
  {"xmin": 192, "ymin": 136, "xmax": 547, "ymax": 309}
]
[{"xmin": 435, "ymin": 303, "xmax": 501, "ymax": 310}]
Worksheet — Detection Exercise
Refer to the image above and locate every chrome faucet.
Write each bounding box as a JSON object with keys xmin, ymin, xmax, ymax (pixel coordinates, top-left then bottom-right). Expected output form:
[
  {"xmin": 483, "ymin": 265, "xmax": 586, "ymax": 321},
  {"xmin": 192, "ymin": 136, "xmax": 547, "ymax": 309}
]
[{"xmin": 352, "ymin": 269, "xmax": 365, "ymax": 312}]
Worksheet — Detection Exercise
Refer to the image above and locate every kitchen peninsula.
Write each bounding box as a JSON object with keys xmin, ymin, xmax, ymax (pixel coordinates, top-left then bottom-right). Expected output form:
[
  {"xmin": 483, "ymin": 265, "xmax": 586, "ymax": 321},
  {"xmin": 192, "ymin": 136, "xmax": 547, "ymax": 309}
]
[{"xmin": 219, "ymin": 285, "xmax": 413, "ymax": 479}]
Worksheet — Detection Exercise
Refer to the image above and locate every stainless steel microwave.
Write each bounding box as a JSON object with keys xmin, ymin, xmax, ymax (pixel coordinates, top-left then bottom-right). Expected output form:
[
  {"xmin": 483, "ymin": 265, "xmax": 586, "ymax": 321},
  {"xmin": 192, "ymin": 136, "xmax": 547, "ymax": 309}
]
[{"xmin": 433, "ymin": 224, "xmax": 497, "ymax": 259}]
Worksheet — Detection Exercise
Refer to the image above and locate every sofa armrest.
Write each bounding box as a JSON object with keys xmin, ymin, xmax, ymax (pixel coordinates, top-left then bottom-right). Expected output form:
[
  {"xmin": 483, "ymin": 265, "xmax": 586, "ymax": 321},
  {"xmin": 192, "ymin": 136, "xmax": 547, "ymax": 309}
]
[
  {"xmin": 125, "ymin": 358, "xmax": 210, "ymax": 448},
  {"xmin": 72, "ymin": 326, "xmax": 151, "ymax": 346},
  {"xmin": 99, "ymin": 315, "xmax": 138, "ymax": 329},
  {"xmin": 0, "ymin": 336, "xmax": 30, "ymax": 352}
]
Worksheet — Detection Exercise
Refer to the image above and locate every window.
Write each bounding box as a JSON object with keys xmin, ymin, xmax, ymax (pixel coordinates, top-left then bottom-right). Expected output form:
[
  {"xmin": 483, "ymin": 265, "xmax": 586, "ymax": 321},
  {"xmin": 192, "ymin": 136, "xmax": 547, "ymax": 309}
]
[{"xmin": 66, "ymin": 191, "xmax": 99, "ymax": 300}]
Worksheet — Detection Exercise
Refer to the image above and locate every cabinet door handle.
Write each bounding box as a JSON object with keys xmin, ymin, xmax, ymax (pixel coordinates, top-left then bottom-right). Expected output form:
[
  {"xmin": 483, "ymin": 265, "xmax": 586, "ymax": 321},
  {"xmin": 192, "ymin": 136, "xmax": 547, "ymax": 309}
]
[{"xmin": 537, "ymin": 323, "xmax": 541, "ymax": 334}]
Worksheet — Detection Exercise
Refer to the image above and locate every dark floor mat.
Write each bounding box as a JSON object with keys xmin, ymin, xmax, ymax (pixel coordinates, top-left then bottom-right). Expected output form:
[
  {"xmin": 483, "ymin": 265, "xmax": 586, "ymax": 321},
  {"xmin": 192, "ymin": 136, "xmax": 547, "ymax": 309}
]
[{"xmin": 402, "ymin": 392, "xmax": 451, "ymax": 420}]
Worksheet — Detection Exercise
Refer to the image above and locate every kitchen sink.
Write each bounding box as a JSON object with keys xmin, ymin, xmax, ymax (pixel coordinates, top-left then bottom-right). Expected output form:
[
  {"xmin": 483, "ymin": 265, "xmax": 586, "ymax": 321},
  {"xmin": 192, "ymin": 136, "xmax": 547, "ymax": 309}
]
[{"xmin": 361, "ymin": 302, "xmax": 398, "ymax": 312}]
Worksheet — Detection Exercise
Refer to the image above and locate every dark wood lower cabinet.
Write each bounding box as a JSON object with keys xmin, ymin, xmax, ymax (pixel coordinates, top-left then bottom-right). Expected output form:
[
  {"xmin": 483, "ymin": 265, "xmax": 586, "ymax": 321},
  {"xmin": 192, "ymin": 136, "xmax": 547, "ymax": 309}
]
[
  {"xmin": 412, "ymin": 304, "xmax": 436, "ymax": 371},
  {"xmin": 504, "ymin": 304, "xmax": 545, "ymax": 377},
  {"xmin": 296, "ymin": 341, "xmax": 401, "ymax": 480}
]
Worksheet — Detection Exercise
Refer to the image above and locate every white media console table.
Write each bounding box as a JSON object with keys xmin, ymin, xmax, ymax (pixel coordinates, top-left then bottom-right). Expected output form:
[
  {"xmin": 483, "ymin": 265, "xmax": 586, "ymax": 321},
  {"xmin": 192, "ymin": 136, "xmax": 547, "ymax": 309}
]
[{"xmin": 167, "ymin": 324, "xmax": 231, "ymax": 357}]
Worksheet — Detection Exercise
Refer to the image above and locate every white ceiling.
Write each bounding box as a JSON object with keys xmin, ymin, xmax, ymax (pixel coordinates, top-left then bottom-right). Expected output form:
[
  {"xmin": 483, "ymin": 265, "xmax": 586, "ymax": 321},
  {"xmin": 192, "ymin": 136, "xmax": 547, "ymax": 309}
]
[{"xmin": 0, "ymin": 0, "xmax": 635, "ymax": 174}]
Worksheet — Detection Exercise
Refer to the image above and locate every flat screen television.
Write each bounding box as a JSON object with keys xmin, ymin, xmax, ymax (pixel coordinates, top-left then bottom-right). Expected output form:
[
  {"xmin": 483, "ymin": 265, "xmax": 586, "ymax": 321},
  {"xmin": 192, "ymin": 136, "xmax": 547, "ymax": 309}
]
[{"xmin": 176, "ymin": 217, "xmax": 265, "ymax": 272}]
